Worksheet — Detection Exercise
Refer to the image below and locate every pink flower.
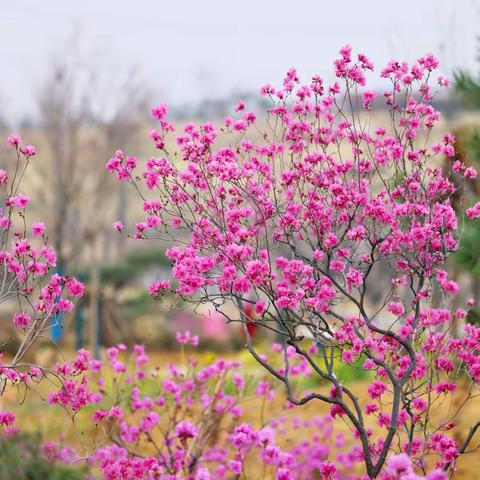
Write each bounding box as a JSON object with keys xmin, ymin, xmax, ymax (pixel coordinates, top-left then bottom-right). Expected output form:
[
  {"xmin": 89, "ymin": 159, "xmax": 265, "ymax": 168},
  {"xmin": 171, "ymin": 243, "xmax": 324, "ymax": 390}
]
[
  {"xmin": 113, "ymin": 221, "xmax": 124, "ymax": 231},
  {"xmin": 362, "ymin": 90, "xmax": 376, "ymax": 110},
  {"xmin": 72, "ymin": 349, "xmax": 90, "ymax": 372},
  {"xmin": 263, "ymin": 445, "xmax": 280, "ymax": 464},
  {"xmin": 387, "ymin": 453, "xmax": 412, "ymax": 474},
  {"xmin": 7, "ymin": 193, "xmax": 30, "ymax": 209},
  {"xmin": 255, "ymin": 300, "xmax": 266, "ymax": 314},
  {"xmin": 175, "ymin": 420, "xmax": 198, "ymax": 439},
  {"xmin": 92, "ymin": 409, "xmax": 107, "ymax": 423},
  {"xmin": 387, "ymin": 301, "xmax": 405, "ymax": 316},
  {"xmin": 90, "ymin": 359, "xmax": 102, "ymax": 372},
  {"xmin": 324, "ymin": 232, "xmax": 339, "ymax": 248},
  {"xmin": 0, "ymin": 411, "xmax": 15, "ymax": 427},
  {"xmin": 363, "ymin": 359, "xmax": 376, "ymax": 369},
  {"xmin": 29, "ymin": 367, "xmax": 42, "ymax": 379},
  {"xmin": 20, "ymin": 145, "xmax": 36, "ymax": 157},
  {"xmin": 232, "ymin": 372, "xmax": 245, "ymax": 390},
  {"xmin": 66, "ymin": 277, "xmax": 85, "ymax": 297},
  {"xmin": 228, "ymin": 460, "xmax": 242, "ymax": 475},
  {"xmin": 235, "ymin": 100, "xmax": 245, "ymax": 112},
  {"xmin": 330, "ymin": 404, "xmax": 345, "ymax": 418},
  {"xmin": 148, "ymin": 280, "xmax": 171, "ymax": 298},
  {"xmin": 231, "ymin": 423, "xmax": 257, "ymax": 448},
  {"xmin": 0, "ymin": 170, "xmax": 8, "ymax": 184},
  {"xmin": 108, "ymin": 406, "xmax": 123, "ymax": 419},
  {"xmin": 433, "ymin": 381, "xmax": 456, "ymax": 394},
  {"xmin": 32, "ymin": 222, "xmax": 46, "ymax": 236},
  {"xmin": 319, "ymin": 461, "xmax": 337, "ymax": 479},
  {"xmin": 412, "ymin": 397, "xmax": 427, "ymax": 412},
  {"xmin": 330, "ymin": 260, "xmax": 345, "ymax": 271},
  {"xmin": 346, "ymin": 268, "xmax": 363, "ymax": 290},
  {"xmin": 151, "ymin": 104, "xmax": 168, "ymax": 121},
  {"xmin": 176, "ymin": 330, "xmax": 199, "ymax": 346},
  {"xmin": 427, "ymin": 470, "xmax": 448, "ymax": 480},
  {"xmin": 56, "ymin": 298, "xmax": 74, "ymax": 313},
  {"xmin": 13, "ymin": 312, "xmax": 31, "ymax": 328},
  {"xmin": 438, "ymin": 76, "xmax": 450, "ymax": 88},
  {"xmin": 464, "ymin": 166, "xmax": 477, "ymax": 179},
  {"xmin": 368, "ymin": 381, "xmax": 388, "ymax": 400},
  {"xmin": 256, "ymin": 380, "xmax": 274, "ymax": 400},
  {"xmin": 466, "ymin": 201, "xmax": 480, "ymax": 219},
  {"xmin": 342, "ymin": 350, "xmax": 355, "ymax": 363},
  {"xmin": 6, "ymin": 133, "xmax": 21, "ymax": 148}
]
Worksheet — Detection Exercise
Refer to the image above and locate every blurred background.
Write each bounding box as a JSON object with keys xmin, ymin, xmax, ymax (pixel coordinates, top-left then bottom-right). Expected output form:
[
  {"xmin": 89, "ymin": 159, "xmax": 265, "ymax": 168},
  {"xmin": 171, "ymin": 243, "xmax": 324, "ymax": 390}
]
[{"xmin": 2, "ymin": 0, "xmax": 480, "ymax": 359}]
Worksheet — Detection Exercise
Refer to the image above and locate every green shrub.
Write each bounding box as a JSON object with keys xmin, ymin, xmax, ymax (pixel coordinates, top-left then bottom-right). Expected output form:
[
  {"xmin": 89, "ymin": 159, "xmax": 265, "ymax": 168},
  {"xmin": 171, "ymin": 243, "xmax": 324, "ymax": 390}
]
[{"xmin": 0, "ymin": 433, "xmax": 85, "ymax": 480}]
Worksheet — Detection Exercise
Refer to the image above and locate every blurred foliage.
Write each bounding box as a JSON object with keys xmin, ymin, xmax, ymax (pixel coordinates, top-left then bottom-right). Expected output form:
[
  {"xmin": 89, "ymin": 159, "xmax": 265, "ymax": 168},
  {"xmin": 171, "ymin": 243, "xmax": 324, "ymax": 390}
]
[
  {"xmin": 466, "ymin": 306, "xmax": 480, "ymax": 325},
  {"xmin": 466, "ymin": 128, "xmax": 480, "ymax": 160},
  {"xmin": 454, "ymin": 70, "xmax": 480, "ymax": 108},
  {"xmin": 74, "ymin": 247, "xmax": 170, "ymax": 287},
  {"xmin": 100, "ymin": 247, "xmax": 170, "ymax": 286},
  {"xmin": 334, "ymin": 357, "xmax": 372, "ymax": 383},
  {"xmin": 452, "ymin": 69, "xmax": 480, "ymax": 327},
  {"xmin": 122, "ymin": 291, "xmax": 158, "ymax": 318},
  {"xmin": 68, "ymin": 247, "xmax": 177, "ymax": 347},
  {"xmin": 454, "ymin": 216, "xmax": 480, "ymax": 274},
  {"xmin": 453, "ymin": 69, "xmax": 480, "ymax": 274},
  {"xmin": 235, "ymin": 342, "xmax": 372, "ymax": 386},
  {"xmin": 0, "ymin": 433, "xmax": 85, "ymax": 480},
  {"xmin": 0, "ymin": 336, "xmax": 21, "ymax": 356}
]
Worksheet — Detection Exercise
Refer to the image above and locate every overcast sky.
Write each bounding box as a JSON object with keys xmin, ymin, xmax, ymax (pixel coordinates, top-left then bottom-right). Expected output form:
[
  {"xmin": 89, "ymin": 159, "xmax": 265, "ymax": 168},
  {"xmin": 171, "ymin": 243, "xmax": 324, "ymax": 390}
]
[{"xmin": 1, "ymin": 0, "xmax": 479, "ymax": 122}]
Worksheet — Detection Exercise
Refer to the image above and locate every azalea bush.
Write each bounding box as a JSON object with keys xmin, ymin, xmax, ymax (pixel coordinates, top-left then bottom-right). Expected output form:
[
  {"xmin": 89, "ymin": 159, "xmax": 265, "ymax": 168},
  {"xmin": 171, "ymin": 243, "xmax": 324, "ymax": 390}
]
[
  {"xmin": 44, "ymin": 336, "xmax": 336, "ymax": 479},
  {"xmin": 105, "ymin": 45, "xmax": 480, "ymax": 478},
  {"xmin": 43, "ymin": 334, "xmax": 448, "ymax": 480},
  {"xmin": 0, "ymin": 135, "xmax": 84, "ymax": 417}
]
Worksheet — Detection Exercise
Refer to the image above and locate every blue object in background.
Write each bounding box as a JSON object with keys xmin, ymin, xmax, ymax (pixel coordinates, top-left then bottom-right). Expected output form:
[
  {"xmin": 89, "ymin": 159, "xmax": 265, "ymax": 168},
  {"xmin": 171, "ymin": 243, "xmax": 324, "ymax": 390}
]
[
  {"xmin": 74, "ymin": 301, "xmax": 85, "ymax": 350},
  {"xmin": 51, "ymin": 267, "xmax": 64, "ymax": 342}
]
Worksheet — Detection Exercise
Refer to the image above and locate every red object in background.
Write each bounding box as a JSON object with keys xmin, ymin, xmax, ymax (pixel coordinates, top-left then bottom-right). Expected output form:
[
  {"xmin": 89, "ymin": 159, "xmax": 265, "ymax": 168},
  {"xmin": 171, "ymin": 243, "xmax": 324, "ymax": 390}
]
[{"xmin": 243, "ymin": 302, "xmax": 259, "ymax": 339}]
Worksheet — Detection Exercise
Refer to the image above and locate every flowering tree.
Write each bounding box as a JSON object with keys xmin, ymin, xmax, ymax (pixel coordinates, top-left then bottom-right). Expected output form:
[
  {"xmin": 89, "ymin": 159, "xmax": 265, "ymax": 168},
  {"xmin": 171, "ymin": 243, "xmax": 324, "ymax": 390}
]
[
  {"xmin": 107, "ymin": 46, "xmax": 480, "ymax": 477},
  {"xmin": 0, "ymin": 134, "xmax": 83, "ymax": 413}
]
